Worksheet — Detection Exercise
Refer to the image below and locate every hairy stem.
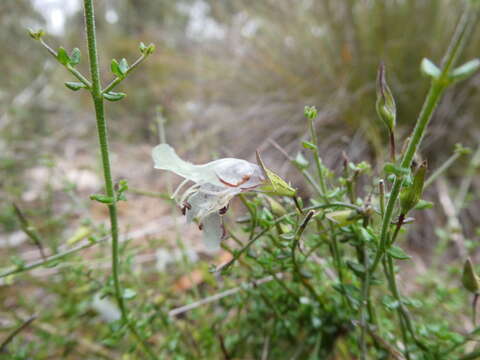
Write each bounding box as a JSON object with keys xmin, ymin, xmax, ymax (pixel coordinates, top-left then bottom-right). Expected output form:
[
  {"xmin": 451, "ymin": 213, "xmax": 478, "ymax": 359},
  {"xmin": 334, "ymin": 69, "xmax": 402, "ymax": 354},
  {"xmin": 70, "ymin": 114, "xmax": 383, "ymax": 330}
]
[{"xmin": 83, "ymin": 0, "xmax": 156, "ymax": 357}]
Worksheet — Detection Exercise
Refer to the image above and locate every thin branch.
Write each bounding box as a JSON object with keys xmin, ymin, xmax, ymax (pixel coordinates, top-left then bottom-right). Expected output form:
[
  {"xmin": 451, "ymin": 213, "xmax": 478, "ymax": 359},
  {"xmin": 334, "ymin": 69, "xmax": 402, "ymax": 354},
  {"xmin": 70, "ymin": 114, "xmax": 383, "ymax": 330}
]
[
  {"xmin": 0, "ymin": 237, "xmax": 108, "ymax": 280},
  {"xmin": 38, "ymin": 39, "xmax": 92, "ymax": 89},
  {"xmin": 0, "ymin": 315, "xmax": 36, "ymax": 353},
  {"xmin": 168, "ymin": 274, "xmax": 282, "ymax": 317},
  {"xmin": 102, "ymin": 54, "xmax": 146, "ymax": 94}
]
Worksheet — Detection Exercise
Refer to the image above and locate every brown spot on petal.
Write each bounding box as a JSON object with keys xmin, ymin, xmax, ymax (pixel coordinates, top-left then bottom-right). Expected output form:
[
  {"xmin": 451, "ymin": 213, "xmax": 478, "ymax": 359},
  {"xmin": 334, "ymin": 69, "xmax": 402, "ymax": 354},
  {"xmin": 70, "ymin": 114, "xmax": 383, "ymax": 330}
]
[
  {"xmin": 219, "ymin": 204, "xmax": 229, "ymax": 215},
  {"xmin": 180, "ymin": 201, "xmax": 192, "ymax": 216},
  {"xmin": 217, "ymin": 174, "xmax": 251, "ymax": 188}
]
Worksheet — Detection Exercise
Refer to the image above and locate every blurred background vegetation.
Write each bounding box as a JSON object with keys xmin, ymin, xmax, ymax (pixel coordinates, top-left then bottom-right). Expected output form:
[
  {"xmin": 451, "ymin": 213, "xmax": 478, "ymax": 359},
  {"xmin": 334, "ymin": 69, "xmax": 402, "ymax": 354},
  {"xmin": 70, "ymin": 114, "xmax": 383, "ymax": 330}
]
[
  {"xmin": 1, "ymin": 0, "xmax": 480, "ymax": 358},
  {"xmin": 2, "ymin": 0, "xmax": 479, "ymax": 249}
]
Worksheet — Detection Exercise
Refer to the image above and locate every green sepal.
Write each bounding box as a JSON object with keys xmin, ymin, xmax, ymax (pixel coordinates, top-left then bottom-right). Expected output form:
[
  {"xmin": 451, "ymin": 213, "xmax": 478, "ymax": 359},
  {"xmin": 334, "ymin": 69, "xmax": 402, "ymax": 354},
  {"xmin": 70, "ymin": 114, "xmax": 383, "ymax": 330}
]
[
  {"xmin": 103, "ymin": 91, "xmax": 126, "ymax": 101},
  {"xmin": 256, "ymin": 151, "xmax": 296, "ymax": 197}
]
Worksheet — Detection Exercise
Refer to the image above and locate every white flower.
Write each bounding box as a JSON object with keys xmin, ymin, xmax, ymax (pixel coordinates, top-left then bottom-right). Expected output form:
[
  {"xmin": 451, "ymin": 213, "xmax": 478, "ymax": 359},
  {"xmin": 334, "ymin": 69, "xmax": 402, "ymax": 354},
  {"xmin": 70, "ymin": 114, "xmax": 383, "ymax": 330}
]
[{"xmin": 152, "ymin": 144, "xmax": 273, "ymax": 252}]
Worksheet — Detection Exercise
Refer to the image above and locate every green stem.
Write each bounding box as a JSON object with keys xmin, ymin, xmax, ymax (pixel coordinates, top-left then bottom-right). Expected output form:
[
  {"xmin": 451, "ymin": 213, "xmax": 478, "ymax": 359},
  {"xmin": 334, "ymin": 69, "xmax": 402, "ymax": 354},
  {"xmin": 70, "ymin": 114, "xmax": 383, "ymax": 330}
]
[
  {"xmin": 0, "ymin": 237, "xmax": 106, "ymax": 279},
  {"xmin": 217, "ymin": 202, "xmax": 359, "ymax": 272},
  {"xmin": 83, "ymin": 0, "xmax": 156, "ymax": 357},
  {"xmin": 39, "ymin": 39, "xmax": 92, "ymax": 88},
  {"xmin": 308, "ymin": 117, "xmax": 328, "ymax": 199},
  {"xmin": 371, "ymin": 4, "xmax": 477, "ymax": 273},
  {"xmin": 102, "ymin": 53, "xmax": 147, "ymax": 93},
  {"xmin": 383, "ymin": 257, "xmax": 411, "ymax": 359}
]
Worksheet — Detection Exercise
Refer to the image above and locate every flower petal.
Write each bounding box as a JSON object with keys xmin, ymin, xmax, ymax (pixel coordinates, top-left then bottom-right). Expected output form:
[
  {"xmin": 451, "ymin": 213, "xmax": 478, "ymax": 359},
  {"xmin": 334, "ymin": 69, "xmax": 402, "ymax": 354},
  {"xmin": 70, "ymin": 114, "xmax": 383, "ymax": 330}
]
[
  {"xmin": 209, "ymin": 158, "xmax": 265, "ymax": 189},
  {"xmin": 201, "ymin": 213, "xmax": 224, "ymax": 252},
  {"xmin": 184, "ymin": 184, "xmax": 237, "ymax": 223},
  {"xmin": 152, "ymin": 144, "xmax": 265, "ymax": 190}
]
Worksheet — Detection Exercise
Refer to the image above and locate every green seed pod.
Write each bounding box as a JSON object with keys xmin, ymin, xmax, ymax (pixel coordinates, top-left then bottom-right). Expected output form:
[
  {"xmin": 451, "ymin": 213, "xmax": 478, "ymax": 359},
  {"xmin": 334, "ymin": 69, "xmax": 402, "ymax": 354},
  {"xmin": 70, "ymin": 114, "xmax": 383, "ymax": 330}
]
[
  {"xmin": 376, "ymin": 63, "xmax": 396, "ymax": 133},
  {"xmin": 400, "ymin": 161, "xmax": 427, "ymax": 215},
  {"xmin": 462, "ymin": 258, "xmax": 480, "ymax": 294}
]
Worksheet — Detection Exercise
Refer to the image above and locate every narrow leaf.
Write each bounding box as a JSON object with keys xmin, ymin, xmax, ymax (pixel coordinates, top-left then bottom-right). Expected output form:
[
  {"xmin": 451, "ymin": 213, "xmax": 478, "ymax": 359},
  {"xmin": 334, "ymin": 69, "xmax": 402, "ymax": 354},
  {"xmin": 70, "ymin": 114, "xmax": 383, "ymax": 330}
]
[
  {"xmin": 387, "ymin": 246, "xmax": 411, "ymax": 260},
  {"xmin": 450, "ymin": 58, "xmax": 480, "ymax": 82},
  {"xmin": 103, "ymin": 91, "xmax": 126, "ymax": 101},
  {"xmin": 421, "ymin": 58, "xmax": 441, "ymax": 79},
  {"xmin": 65, "ymin": 81, "xmax": 86, "ymax": 91}
]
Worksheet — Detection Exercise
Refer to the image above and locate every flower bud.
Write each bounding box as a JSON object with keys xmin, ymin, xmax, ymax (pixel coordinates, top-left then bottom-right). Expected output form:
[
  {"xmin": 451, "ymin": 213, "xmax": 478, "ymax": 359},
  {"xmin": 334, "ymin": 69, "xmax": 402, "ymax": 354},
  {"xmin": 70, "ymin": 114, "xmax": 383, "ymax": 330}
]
[
  {"xmin": 376, "ymin": 63, "xmax": 396, "ymax": 133},
  {"xmin": 462, "ymin": 258, "xmax": 480, "ymax": 294},
  {"xmin": 400, "ymin": 161, "xmax": 427, "ymax": 215}
]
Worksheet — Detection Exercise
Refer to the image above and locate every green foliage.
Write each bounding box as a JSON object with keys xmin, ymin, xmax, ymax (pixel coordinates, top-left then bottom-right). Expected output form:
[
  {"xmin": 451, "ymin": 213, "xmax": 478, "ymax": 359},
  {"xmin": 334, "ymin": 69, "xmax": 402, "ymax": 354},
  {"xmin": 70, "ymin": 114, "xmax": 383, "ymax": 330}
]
[{"xmin": 3, "ymin": 1, "xmax": 480, "ymax": 359}]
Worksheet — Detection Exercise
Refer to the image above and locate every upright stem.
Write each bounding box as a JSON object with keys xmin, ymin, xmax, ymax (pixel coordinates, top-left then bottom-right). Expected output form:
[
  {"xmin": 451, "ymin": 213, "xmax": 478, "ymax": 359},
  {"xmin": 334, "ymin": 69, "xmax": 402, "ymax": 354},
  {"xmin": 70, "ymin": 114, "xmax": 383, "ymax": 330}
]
[
  {"xmin": 83, "ymin": 1, "xmax": 156, "ymax": 358},
  {"xmin": 371, "ymin": 4, "xmax": 477, "ymax": 273}
]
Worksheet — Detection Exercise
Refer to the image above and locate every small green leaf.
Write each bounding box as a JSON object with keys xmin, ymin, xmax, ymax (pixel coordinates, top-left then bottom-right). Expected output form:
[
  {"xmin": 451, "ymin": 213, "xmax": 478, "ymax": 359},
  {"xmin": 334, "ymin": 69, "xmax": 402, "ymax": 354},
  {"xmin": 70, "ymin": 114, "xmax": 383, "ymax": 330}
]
[
  {"xmin": 382, "ymin": 295, "xmax": 401, "ymax": 310},
  {"xmin": 454, "ymin": 143, "xmax": 472, "ymax": 156},
  {"xmin": 145, "ymin": 43, "xmax": 156, "ymax": 55},
  {"xmin": 414, "ymin": 199, "xmax": 433, "ymax": 210},
  {"xmin": 28, "ymin": 28, "xmax": 45, "ymax": 40},
  {"xmin": 347, "ymin": 261, "xmax": 366, "ymax": 276},
  {"xmin": 65, "ymin": 81, "xmax": 86, "ymax": 91},
  {"xmin": 119, "ymin": 58, "xmax": 129, "ymax": 75},
  {"xmin": 450, "ymin": 59, "xmax": 480, "ymax": 82},
  {"xmin": 110, "ymin": 59, "xmax": 123, "ymax": 78},
  {"xmin": 293, "ymin": 152, "xmax": 309, "ymax": 169},
  {"xmin": 57, "ymin": 47, "xmax": 70, "ymax": 65},
  {"xmin": 302, "ymin": 141, "xmax": 317, "ymax": 150},
  {"xmin": 387, "ymin": 245, "xmax": 411, "ymax": 260},
  {"xmin": 90, "ymin": 194, "xmax": 115, "ymax": 204},
  {"xmin": 384, "ymin": 163, "xmax": 410, "ymax": 177},
  {"xmin": 70, "ymin": 48, "xmax": 81, "ymax": 66},
  {"xmin": 421, "ymin": 58, "xmax": 441, "ymax": 79},
  {"xmin": 326, "ymin": 209, "xmax": 361, "ymax": 227},
  {"xmin": 122, "ymin": 288, "xmax": 137, "ymax": 300},
  {"xmin": 139, "ymin": 42, "xmax": 147, "ymax": 53},
  {"xmin": 103, "ymin": 92, "xmax": 126, "ymax": 101}
]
